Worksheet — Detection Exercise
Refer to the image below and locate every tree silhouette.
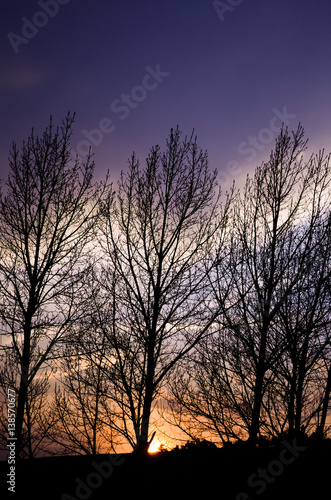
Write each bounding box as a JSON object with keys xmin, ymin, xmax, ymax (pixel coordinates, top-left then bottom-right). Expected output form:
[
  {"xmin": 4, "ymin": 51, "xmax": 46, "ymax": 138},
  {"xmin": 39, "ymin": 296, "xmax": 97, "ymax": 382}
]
[
  {"xmin": 0, "ymin": 119, "xmax": 329, "ymax": 460},
  {"xmin": 0, "ymin": 114, "xmax": 108, "ymax": 457},
  {"xmin": 269, "ymin": 211, "xmax": 331, "ymax": 438},
  {"xmin": 217, "ymin": 124, "xmax": 330, "ymax": 443},
  {"xmin": 166, "ymin": 125, "xmax": 331, "ymax": 444},
  {"xmin": 49, "ymin": 341, "xmax": 116, "ymax": 456},
  {"xmin": 96, "ymin": 128, "xmax": 233, "ymax": 454},
  {"xmin": 0, "ymin": 348, "xmax": 54, "ymax": 457}
]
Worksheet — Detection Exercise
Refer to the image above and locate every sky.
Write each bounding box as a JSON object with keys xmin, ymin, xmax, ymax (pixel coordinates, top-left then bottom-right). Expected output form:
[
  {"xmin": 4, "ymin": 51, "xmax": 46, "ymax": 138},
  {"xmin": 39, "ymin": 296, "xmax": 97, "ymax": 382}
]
[
  {"xmin": 0, "ymin": 0, "xmax": 330, "ymax": 457},
  {"xmin": 1, "ymin": 0, "xmax": 331, "ymax": 191}
]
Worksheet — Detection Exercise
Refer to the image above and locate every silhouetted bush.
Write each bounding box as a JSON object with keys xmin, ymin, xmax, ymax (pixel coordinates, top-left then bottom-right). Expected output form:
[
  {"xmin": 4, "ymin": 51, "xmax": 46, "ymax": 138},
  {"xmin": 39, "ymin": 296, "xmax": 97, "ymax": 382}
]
[{"xmin": 171, "ymin": 438, "xmax": 218, "ymax": 453}]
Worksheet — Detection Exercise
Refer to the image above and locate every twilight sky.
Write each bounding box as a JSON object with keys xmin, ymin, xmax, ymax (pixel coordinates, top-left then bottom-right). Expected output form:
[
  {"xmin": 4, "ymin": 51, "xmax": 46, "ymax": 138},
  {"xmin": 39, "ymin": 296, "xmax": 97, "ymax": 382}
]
[{"xmin": 1, "ymin": 0, "xmax": 331, "ymax": 189}]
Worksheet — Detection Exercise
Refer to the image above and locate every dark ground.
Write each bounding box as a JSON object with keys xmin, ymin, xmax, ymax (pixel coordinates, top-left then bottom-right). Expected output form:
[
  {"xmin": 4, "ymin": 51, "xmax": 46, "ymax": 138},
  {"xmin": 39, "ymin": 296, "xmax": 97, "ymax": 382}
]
[{"xmin": 0, "ymin": 439, "xmax": 330, "ymax": 500}]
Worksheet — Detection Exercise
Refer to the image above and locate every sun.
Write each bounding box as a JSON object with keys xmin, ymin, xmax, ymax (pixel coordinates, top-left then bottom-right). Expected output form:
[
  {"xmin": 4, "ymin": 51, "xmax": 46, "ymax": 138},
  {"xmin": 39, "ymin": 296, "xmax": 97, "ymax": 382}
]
[{"xmin": 148, "ymin": 437, "xmax": 163, "ymax": 454}]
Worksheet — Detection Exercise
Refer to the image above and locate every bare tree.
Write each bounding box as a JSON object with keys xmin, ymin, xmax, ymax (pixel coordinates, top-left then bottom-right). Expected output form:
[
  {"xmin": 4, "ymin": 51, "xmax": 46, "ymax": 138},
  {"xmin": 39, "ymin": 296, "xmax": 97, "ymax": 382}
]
[
  {"xmin": 97, "ymin": 128, "xmax": 233, "ymax": 454},
  {"xmin": 49, "ymin": 340, "xmax": 116, "ymax": 456},
  {"xmin": 270, "ymin": 210, "xmax": 331, "ymax": 438},
  {"xmin": 315, "ymin": 351, "xmax": 331, "ymax": 438},
  {"xmin": 64, "ymin": 267, "xmax": 146, "ymax": 452},
  {"xmin": 0, "ymin": 337, "xmax": 58, "ymax": 458},
  {"xmin": 162, "ymin": 339, "xmax": 250, "ymax": 445},
  {"xmin": 0, "ymin": 114, "xmax": 108, "ymax": 457},
  {"xmin": 174, "ymin": 126, "xmax": 331, "ymax": 445}
]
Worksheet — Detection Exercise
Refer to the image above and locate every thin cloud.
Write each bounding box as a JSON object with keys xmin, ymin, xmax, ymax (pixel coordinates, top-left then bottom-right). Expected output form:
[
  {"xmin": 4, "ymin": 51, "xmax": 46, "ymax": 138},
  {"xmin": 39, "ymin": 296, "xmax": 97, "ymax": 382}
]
[{"xmin": 0, "ymin": 63, "xmax": 48, "ymax": 91}]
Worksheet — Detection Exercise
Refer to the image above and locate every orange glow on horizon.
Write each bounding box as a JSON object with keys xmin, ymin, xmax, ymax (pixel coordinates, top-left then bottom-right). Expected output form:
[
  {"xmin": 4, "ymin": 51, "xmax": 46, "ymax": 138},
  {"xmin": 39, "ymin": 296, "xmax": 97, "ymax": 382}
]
[{"xmin": 148, "ymin": 437, "xmax": 164, "ymax": 454}]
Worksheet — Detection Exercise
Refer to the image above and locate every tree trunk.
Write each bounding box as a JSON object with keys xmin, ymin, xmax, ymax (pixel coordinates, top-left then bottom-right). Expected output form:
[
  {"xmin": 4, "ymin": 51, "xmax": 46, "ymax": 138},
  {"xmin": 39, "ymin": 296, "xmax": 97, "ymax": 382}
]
[
  {"xmin": 249, "ymin": 371, "xmax": 264, "ymax": 444},
  {"xmin": 249, "ymin": 332, "xmax": 267, "ymax": 444},
  {"xmin": 135, "ymin": 344, "xmax": 156, "ymax": 455},
  {"xmin": 16, "ymin": 347, "xmax": 30, "ymax": 457},
  {"xmin": 316, "ymin": 364, "xmax": 331, "ymax": 439},
  {"xmin": 16, "ymin": 310, "xmax": 33, "ymax": 458},
  {"xmin": 295, "ymin": 339, "xmax": 309, "ymax": 437},
  {"xmin": 287, "ymin": 359, "xmax": 297, "ymax": 438}
]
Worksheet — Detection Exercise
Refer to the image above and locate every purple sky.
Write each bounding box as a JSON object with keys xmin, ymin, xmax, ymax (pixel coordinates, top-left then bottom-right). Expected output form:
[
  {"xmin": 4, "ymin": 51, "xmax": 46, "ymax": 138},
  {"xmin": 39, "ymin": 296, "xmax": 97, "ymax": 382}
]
[{"xmin": 1, "ymin": 0, "xmax": 331, "ymax": 190}]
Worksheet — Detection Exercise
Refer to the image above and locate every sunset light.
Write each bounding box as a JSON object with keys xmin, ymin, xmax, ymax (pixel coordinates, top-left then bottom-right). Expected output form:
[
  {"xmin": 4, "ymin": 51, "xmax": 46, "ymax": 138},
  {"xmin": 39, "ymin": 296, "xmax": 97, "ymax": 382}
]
[
  {"xmin": 0, "ymin": 1, "xmax": 330, "ymax": 499},
  {"xmin": 148, "ymin": 437, "xmax": 163, "ymax": 454}
]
